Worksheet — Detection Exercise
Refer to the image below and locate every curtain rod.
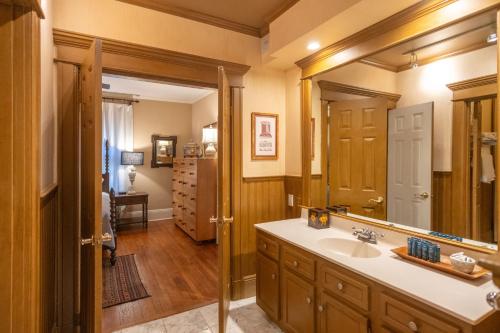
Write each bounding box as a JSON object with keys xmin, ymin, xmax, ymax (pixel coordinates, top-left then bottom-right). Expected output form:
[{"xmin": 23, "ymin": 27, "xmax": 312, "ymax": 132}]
[{"xmin": 102, "ymin": 96, "xmax": 140, "ymax": 105}]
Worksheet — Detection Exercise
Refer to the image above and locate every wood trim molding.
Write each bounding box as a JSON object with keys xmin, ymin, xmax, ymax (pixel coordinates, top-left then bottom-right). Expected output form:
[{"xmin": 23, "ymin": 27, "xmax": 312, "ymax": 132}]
[
  {"xmin": 1, "ymin": 0, "xmax": 45, "ymax": 18},
  {"xmin": 358, "ymin": 58, "xmax": 399, "ymax": 72},
  {"xmin": 242, "ymin": 176, "xmax": 285, "ymax": 182},
  {"xmin": 317, "ymin": 80, "xmax": 402, "ymax": 102},
  {"xmin": 116, "ymin": 0, "xmax": 298, "ymax": 37},
  {"xmin": 40, "ymin": 183, "xmax": 58, "ymax": 202},
  {"xmin": 447, "ymin": 73, "xmax": 497, "ymax": 91},
  {"xmin": 296, "ymin": 0, "xmax": 500, "ymax": 78},
  {"xmin": 53, "ymin": 29, "xmax": 250, "ymax": 78}
]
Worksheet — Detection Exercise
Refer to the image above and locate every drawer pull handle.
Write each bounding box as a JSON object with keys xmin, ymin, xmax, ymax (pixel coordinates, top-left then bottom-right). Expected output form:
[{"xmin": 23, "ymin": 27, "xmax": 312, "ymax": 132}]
[
  {"xmin": 408, "ymin": 321, "xmax": 418, "ymax": 332},
  {"xmin": 318, "ymin": 305, "xmax": 324, "ymax": 312},
  {"xmin": 306, "ymin": 297, "xmax": 311, "ymax": 304},
  {"xmin": 293, "ymin": 260, "xmax": 298, "ymax": 267},
  {"xmin": 337, "ymin": 282, "xmax": 344, "ymax": 291},
  {"xmin": 263, "ymin": 243, "xmax": 268, "ymax": 249},
  {"xmin": 191, "ymin": 184, "xmax": 196, "ymax": 188},
  {"xmin": 271, "ymin": 273, "xmax": 276, "ymax": 280},
  {"xmin": 189, "ymin": 172, "xmax": 195, "ymax": 175}
]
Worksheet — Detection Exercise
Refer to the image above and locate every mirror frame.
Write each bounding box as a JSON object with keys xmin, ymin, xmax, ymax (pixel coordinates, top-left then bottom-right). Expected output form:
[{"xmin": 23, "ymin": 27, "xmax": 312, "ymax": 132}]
[{"xmin": 298, "ymin": 0, "xmax": 500, "ymax": 254}]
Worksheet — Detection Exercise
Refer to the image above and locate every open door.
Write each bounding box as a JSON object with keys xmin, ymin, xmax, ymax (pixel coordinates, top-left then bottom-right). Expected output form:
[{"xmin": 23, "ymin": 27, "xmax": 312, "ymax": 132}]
[
  {"xmin": 79, "ymin": 39, "xmax": 103, "ymax": 333},
  {"xmin": 217, "ymin": 66, "xmax": 232, "ymax": 332},
  {"xmin": 330, "ymin": 97, "xmax": 388, "ymax": 219}
]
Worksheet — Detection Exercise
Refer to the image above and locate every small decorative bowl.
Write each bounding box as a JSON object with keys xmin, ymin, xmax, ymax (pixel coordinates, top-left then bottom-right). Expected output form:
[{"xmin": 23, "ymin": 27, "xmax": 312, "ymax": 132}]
[{"xmin": 449, "ymin": 252, "xmax": 476, "ymax": 274}]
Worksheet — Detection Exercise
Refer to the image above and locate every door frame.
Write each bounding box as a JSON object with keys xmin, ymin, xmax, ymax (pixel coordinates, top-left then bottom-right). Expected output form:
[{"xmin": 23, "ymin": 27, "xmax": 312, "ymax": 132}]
[{"xmin": 53, "ymin": 29, "xmax": 250, "ymax": 332}]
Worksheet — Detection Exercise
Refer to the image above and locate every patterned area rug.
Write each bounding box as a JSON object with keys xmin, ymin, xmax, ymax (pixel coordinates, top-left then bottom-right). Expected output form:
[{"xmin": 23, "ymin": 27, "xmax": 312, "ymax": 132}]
[{"xmin": 103, "ymin": 254, "xmax": 150, "ymax": 308}]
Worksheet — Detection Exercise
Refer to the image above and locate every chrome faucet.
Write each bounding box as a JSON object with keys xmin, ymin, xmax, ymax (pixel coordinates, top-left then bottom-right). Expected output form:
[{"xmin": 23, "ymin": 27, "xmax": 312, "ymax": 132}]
[
  {"xmin": 487, "ymin": 291, "xmax": 500, "ymax": 310},
  {"xmin": 352, "ymin": 226, "xmax": 384, "ymax": 244}
]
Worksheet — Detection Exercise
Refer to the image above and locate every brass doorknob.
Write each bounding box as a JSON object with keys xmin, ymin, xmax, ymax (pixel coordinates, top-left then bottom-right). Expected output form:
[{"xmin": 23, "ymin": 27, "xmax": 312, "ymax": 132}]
[
  {"xmin": 209, "ymin": 216, "xmax": 218, "ymax": 224},
  {"xmin": 223, "ymin": 216, "xmax": 234, "ymax": 224},
  {"xmin": 80, "ymin": 235, "xmax": 95, "ymax": 246},
  {"xmin": 101, "ymin": 233, "xmax": 113, "ymax": 242},
  {"xmin": 368, "ymin": 196, "xmax": 384, "ymax": 205},
  {"xmin": 416, "ymin": 192, "xmax": 430, "ymax": 199}
]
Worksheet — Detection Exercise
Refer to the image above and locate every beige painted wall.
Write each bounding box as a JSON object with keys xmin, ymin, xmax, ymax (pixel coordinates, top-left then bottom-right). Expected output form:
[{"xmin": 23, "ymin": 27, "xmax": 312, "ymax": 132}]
[
  {"xmin": 40, "ymin": 0, "xmax": 57, "ymax": 191},
  {"xmin": 192, "ymin": 92, "xmax": 218, "ymax": 144},
  {"xmin": 285, "ymin": 67, "xmax": 302, "ymax": 177},
  {"xmin": 311, "ymin": 80, "xmax": 322, "ymax": 175},
  {"xmin": 243, "ymin": 67, "xmax": 287, "ymax": 177},
  {"xmin": 132, "ymin": 100, "xmax": 192, "ymax": 210}
]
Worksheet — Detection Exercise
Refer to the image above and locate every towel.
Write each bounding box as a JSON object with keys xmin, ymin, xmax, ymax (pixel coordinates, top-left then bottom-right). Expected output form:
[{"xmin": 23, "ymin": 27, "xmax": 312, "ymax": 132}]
[{"xmin": 481, "ymin": 145, "xmax": 496, "ymax": 184}]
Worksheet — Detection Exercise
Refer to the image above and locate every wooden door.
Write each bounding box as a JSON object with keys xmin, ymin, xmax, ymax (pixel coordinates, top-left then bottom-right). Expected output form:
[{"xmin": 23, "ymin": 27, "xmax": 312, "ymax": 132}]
[
  {"xmin": 79, "ymin": 39, "xmax": 103, "ymax": 333},
  {"xmin": 387, "ymin": 102, "xmax": 433, "ymax": 229},
  {"xmin": 330, "ymin": 97, "xmax": 388, "ymax": 219},
  {"xmin": 318, "ymin": 291, "xmax": 368, "ymax": 333},
  {"xmin": 217, "ymin": 66, "xmax": 232, "ymax": 332},
  {"xmin": 256, "ymin": 253, "xmax": 280, "ymax": 321},
  {"xmin": 281, "ymin": 270, "xmax": 315, "ymax": 333}
]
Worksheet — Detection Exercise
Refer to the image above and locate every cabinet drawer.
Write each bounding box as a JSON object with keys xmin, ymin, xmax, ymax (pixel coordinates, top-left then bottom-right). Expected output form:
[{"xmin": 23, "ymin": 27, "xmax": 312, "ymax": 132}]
[
  {"xmin": 256, "ymin": 233, "xmax": 279, "ymax": 261},
  {"xmin": 283, "ymin": 246, "xmax": 316, "ymax": 281},
  {"xmin": 319, "ymin": 264, "xmax": 369, "ymax": 311},
  {"xmin": 380, "ymin": 293, "xmax": 460, "ymax": 333}
]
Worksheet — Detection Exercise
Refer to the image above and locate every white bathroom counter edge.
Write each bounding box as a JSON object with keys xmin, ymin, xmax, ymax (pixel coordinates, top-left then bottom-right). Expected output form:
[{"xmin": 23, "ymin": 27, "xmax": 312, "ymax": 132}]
[{"xmin": 255, "ymin": 218, "xmax": 498, "ymax": 325}]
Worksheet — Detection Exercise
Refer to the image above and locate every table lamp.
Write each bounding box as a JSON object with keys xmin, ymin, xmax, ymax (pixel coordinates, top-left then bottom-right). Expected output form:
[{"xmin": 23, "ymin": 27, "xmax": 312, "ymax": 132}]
[
  {"xmin": 121, "ymin": 151, "xmax": 144, "ymax": 194},
  {"xmin": 202, "ymin": 125, "xmax": 217, "ymax": 157}
]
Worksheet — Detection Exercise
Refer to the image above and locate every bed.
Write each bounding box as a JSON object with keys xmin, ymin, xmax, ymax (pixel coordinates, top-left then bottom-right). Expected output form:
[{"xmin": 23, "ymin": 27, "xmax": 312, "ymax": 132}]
[{"xmin": 102, "ymin": 140, "xmax": 118, "ymax": 265}]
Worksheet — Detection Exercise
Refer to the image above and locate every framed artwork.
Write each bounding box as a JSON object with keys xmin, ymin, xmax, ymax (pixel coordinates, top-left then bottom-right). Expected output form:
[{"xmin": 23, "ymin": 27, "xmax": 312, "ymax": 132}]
[
  {"xmin": 151, "ymin": 135, "xmax": 177, "ymax": 168},
  {"xmin": 311, "ymin": 118, "xmax": 315, "ymax": 160},
  {"xmin": 251, "ymin": 112, "xmax": 278, "ymax": 160}
]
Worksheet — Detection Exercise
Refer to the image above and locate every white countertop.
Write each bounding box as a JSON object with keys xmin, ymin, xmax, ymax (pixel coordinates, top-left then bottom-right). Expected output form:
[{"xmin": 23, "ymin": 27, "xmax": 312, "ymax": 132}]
[{"xmin": 255, "ymin": 218, "xmax": 499, "ymax": 325}]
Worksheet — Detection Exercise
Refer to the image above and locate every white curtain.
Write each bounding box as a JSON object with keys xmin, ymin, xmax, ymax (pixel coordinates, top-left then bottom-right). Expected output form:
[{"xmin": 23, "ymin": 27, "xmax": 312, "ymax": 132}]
[{"xmin": 102, "ymin": 102, "xmax": 134, "ymax": 193}]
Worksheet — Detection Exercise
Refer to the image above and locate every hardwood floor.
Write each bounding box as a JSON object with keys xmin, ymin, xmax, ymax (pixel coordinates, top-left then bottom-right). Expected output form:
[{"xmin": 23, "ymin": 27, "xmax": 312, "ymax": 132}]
[{"xmin": 102, "ymin": 219, "xmax": 218, "ymax": 333}]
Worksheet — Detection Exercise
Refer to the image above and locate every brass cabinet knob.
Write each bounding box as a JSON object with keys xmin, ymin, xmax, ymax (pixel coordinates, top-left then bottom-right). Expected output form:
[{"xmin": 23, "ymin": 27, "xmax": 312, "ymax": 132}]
[
  {"xmin": 271, "ymin": 273, "xmax": 276, "ymax": 280},
  {"xmin": 293, "ymin": 260, "xmax": 298, "ymax": 267},
  {"xmin": 337, "ymin": 282, "xmax": 344, "ymax": 291},
  {"xmin": 263, "ymin": 243, "xmax": 268, "ymax": 249},
  {"xmin": 408, "ymin": 321, "xmax": 418, "ymax": 332},
  {"xmin": 306, "ymin": 297, "xmax": 312, "ymax": 304},
  {"xmin": 318, "ymin": 305, "xmax": 324, "ymax": 312}
]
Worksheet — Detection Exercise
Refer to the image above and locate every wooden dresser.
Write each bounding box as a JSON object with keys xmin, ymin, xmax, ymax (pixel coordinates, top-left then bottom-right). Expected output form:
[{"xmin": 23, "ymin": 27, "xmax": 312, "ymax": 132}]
[{"xmin": 172, "ymin": 158, "xmax": 216, "ymax": 241}]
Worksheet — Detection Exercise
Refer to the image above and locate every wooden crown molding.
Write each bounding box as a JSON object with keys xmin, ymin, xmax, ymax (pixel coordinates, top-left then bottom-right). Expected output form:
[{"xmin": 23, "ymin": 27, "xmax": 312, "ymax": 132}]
[
  {"xmin": 446, "ymin": 73, "xmax": 497, "ymax": 91},
  {"xmin": 1, "ymin": 0, "xmax": 45, "ymax": 18},
  {"xmin": 296, "ymin": 0, "xmax": 457, "ymax": 70},
  {"xmin": 117, "ymin": 0, "xmax": 298, "ymax": 37},
  {"xmin": 53, "ymin": 29, "xmax": 251, "ymax": 76},
  {"xmin": 317, "ymin": 80, "xmax": 402, "ymax": 102},
  {"xmin": 361, "ymin": 40, "xmax": 494, "ymax": 73}
]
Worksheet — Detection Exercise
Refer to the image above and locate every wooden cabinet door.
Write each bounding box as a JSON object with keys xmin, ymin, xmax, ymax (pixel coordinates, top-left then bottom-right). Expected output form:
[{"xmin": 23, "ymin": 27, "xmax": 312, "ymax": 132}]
[
  {"xmin": 318, "ymin": 291, "xmax": 368, "ymax": 333},
  {"xmin": 282, "ymin": 269, "xmax": 315, "ymax": 333},
  {"xmin": 256, "ymin": 253, "xmax": 280, "ymax": 321}
]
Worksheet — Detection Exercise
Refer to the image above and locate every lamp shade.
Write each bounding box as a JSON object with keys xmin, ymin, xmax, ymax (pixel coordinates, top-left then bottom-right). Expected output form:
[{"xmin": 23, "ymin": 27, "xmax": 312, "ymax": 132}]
[
  {"xmin": 121, "ymin": 151, "xmax": 144, "ymax": 166},
  {"xmin": 202, "ymin": 126, "xmax": 217, "ymax": 144}
]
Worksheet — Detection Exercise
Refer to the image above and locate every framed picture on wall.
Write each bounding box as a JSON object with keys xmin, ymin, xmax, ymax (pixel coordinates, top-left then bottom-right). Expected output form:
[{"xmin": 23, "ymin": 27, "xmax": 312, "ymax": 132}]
[
  {"xmin": 151, "ymin": 135, "xmax": 177, "ymax": 168},
  {"xmin": 251, "ymin": 112, "xmax": 278, "ymax": 160}
]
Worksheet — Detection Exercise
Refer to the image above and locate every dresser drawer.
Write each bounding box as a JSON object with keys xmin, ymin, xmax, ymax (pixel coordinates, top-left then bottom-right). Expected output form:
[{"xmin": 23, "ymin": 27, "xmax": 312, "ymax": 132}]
[
  {"xmin": 283, "ymin": 246, "xmax": 316, "ymax": 281},
  {"xmin": 319, "ymin": 264, "xmax": 369, "ymax": 311},
  {"xmin": 257, "ymin": 232, "xmax": 279, "ymax": 261},
  {"xmin": 380, "ymin": 294, "xmax": 460, "ymax": 333}
]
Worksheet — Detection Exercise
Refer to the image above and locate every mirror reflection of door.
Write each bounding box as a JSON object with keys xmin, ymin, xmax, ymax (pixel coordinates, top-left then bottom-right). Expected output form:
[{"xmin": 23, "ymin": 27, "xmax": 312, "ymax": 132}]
[
  {"xmin": 329, "ymin": 97, "xmax": 388, "ymax": 220},
  {"xmin": 387, "ymin": 102, "xmax": 433, "ymax": 229}
]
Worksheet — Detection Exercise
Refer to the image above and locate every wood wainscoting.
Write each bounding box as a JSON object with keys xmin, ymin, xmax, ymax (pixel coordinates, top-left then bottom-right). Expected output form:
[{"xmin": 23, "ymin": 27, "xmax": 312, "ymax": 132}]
[
  {"xmin": 231, "ymin": 176, "xmax": 287, "ymax": 299},
  {"xmin": 40, "ymin": 184, "xmax": 60, "ymax": 333},
  {"xmin": 432, "ymin": 171, "xmax": 453, "ymax": 234},
  {"xmin": 285, "ymin": 176, "xmax": 303, "ymax": 219}
]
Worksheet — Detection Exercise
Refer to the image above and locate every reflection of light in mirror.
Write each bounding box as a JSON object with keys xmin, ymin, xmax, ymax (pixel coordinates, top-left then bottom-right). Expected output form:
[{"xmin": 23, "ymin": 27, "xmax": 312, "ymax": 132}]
[{"xmin": 417, "ymin": 59, "xmax": 453, "ymax": 93}]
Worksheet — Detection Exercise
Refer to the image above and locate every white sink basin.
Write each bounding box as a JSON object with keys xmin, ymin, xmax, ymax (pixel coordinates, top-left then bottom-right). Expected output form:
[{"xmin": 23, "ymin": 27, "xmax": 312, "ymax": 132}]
[{"xmin": 318, "ymin": 238, "xmax": 382, "ymax": 258}]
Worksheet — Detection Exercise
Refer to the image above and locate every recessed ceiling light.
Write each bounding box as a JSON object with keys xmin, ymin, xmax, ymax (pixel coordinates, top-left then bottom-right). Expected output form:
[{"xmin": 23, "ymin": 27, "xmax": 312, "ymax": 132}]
[
  {"xmin": 307, "ymin": 41, "xmax": 320, "ymax": 51},
  {"xmin": 487, "ymin": 33, "xmax": 497, "ymax": 43}
]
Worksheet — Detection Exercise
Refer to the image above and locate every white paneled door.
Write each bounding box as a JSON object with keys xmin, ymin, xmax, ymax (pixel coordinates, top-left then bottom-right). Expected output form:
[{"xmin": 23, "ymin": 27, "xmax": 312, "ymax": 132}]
[{"xmin": 388, "ymin": 102, "xmax": 433, "ymax": 229}]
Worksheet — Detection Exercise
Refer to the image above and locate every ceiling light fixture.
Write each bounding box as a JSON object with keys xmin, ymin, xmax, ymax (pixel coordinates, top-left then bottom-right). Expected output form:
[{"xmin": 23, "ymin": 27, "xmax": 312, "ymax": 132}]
[
  {"xmin": 410, "ymin": 52, "xmax": 418, "ymax": 69},
  {"xmin": 487, "ymin": 33, "xmax": 497, "ymax": 43},
  {"xmin": 307, "ymin": 41, "xmax": 320, "ymax": 51}
]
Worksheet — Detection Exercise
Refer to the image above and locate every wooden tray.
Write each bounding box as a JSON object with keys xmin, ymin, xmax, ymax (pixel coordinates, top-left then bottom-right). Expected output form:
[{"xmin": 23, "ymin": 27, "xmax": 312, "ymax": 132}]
[{"xmin": 391, "ymin": 246, "xmax": 489, "ymax": 280}]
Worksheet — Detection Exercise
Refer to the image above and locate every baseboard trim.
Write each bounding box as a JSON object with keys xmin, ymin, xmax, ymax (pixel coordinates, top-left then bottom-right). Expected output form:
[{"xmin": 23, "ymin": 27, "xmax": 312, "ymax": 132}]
[
  {"xmin": 122, "ymin": 208, "xmax": 173, "ymax": 221},
  {"xmin": 231, "ymin": 274, "xmax": 256, "ymax": 300}
]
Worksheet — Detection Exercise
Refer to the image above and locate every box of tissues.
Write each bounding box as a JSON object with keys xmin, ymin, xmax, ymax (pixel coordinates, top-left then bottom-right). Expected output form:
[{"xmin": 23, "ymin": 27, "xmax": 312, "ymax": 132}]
[{"xmin": 308, "ymin": 208, "xmax": 330, "ymax": 229}]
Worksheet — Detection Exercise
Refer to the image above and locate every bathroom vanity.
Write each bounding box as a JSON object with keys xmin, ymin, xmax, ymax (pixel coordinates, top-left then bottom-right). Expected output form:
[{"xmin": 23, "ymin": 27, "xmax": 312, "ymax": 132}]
[{"xmin": 255, "ymin": 218, "xmax": 500, "ymax": 333}]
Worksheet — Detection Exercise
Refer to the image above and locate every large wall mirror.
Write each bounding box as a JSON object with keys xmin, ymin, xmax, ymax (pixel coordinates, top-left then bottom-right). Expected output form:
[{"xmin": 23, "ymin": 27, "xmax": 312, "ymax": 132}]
[{"xmin": 305, "ymin": 8, "xmax": 498, "ymax": 252}]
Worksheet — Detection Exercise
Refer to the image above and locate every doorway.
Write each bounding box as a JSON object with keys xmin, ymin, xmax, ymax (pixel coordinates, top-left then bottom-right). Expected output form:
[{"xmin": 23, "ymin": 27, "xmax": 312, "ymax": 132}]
[{"xmin": 99, "ymin": 74, "xmax": 219, "ymax": 332}]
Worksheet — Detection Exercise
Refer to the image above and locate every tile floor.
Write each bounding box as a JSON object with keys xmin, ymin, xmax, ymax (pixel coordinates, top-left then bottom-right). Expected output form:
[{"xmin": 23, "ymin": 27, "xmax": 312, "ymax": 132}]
[{"xmin": 113, "ymin": 297, "xmax": 283, "ymax": 333}]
